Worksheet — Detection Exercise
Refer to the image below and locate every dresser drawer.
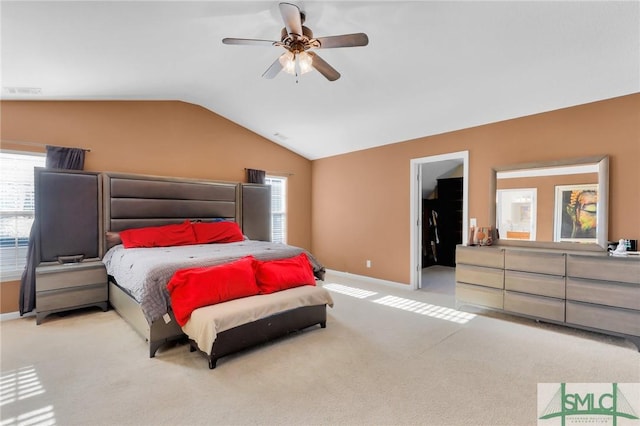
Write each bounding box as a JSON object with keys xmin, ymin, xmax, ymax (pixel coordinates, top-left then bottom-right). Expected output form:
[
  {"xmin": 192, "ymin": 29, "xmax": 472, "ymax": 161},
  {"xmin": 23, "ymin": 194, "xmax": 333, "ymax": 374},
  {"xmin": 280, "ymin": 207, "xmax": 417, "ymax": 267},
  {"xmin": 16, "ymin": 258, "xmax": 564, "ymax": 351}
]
[
  {"xmin": 566, "ymin": 277, "xmax": 640, "ymax": 311},
  {"xmin": 505, "ymin": 270, "xmax": 565, "ymax": 298},
  {"xmin": 36, "ymin": 282, "xmax": 108, "ymax": 311},
  {"xmin": 36, "ymin": 262, "xmax": 107, "ymax": 292},
  {"xmin": 567, "ymin": 255, "xmax": 640, "ymax": 284},
  {"xmin": 504, "ymin": 291, "xmax": 565, "ymax": 322},
  {"xmin": 456, "ymin": 264, "xmax": 504, "ymax": 289},
  {"xmin": 456, "ymin": 246, "xmax": 504, "ymax": 268},
  {"xmin": 456, "ymin": 282, "xmax": 503, "ymax": 309},
  {"xmin": 566, "ymin": 301, "xmax": 640, "ymax": 337},
  {"xmin": 505, "ymin": 250, "xmax": 565, "ymax": 276}
]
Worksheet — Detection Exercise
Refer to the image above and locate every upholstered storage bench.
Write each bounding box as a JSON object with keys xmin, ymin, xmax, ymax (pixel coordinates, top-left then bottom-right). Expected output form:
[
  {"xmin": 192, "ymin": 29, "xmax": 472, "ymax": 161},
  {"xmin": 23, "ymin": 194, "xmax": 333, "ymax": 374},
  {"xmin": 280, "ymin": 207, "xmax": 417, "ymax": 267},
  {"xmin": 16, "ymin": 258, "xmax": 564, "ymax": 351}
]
[{"xmin": 183, "ymin": 285, "xmax": 334, "ymax": 369}]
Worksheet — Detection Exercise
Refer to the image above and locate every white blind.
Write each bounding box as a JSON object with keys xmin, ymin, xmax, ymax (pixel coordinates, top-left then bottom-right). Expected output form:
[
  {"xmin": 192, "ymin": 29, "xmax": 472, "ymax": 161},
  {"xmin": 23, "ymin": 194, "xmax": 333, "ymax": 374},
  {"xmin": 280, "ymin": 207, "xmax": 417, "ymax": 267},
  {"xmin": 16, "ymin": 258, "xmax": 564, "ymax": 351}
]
[
  {"xmin": 265, "ymin": 176, "xmax": 287, "ymax": 244},
  {"xmin": 0, "ymin": 152, "xmax": 46, "ymax": 277}
]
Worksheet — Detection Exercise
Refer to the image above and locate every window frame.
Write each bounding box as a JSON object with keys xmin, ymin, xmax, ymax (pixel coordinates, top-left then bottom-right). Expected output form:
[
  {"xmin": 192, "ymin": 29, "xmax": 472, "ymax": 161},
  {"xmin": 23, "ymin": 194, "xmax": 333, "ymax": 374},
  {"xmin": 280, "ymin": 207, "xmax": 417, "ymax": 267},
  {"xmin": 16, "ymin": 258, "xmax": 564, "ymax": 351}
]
[
  {"xmin": 265, "ymin": 175, "xmax": 287, "ymax": 244},
  {"xmin": 0, "ymin": 150, "xmax": 46, "ymax": 281}
]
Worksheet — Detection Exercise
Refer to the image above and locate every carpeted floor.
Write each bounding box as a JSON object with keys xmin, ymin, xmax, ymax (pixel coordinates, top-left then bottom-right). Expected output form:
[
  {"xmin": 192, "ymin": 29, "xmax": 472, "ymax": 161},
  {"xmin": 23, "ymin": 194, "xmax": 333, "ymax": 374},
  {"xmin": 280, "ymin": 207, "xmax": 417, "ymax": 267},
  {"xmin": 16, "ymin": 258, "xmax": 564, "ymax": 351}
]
[{"xmin": 1, "ymin": 270, "xmax": 638, "ymax": 426}]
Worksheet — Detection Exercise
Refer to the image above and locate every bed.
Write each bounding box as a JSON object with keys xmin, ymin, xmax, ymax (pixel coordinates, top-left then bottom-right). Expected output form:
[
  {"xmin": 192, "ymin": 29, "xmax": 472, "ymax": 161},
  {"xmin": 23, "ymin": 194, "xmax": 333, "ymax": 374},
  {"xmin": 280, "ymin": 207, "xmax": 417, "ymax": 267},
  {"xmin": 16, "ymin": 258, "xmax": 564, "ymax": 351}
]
[{"xmin": 102, "ymin": 172, "xmax": 331, "ymax": 362}]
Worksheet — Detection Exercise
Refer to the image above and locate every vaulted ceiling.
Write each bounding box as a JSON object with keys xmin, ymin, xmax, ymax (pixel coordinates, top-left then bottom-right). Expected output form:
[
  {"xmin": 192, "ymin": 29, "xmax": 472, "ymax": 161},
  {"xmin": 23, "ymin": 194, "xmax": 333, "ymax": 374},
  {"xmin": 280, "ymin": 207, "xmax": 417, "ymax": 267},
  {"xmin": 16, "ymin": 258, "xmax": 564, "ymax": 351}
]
[{"xmin": 2, "ymin": 1, "xmax": 638, "ymax": 160}]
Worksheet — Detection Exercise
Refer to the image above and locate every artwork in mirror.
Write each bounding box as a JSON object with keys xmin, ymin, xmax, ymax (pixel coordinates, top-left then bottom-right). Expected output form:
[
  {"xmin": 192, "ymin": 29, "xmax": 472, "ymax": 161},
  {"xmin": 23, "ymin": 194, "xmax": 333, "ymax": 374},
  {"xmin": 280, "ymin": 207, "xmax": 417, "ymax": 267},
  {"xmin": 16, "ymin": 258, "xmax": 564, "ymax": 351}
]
[
  {"xmin": 491, "ymin": 156, "xmax": 608, "ymax": 251},
  {"xmin": 554, "ymin": 184, "xmax": 598, "ymax": 243}
]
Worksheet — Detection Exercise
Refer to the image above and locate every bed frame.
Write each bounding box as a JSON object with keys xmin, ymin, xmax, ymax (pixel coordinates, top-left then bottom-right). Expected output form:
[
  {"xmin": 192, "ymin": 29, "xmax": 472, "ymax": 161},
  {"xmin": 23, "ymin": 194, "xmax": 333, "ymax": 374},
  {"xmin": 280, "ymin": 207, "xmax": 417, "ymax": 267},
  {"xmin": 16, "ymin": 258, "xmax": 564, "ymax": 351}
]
[
  {"xmin": 102, "ymin": 172, "xmax": 327, "ymax": 360},
  {"xmin": 190, "ymin": 305, "xmax": 327, "ymax": 369}
]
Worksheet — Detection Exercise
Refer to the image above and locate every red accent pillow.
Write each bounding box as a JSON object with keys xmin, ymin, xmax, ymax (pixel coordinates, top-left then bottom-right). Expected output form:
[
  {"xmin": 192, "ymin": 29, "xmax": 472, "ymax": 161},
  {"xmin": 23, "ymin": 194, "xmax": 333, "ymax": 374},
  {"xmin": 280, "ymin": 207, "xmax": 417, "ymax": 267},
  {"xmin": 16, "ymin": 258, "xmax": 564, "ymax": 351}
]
[
  {"xmin": 119, "ymin": 221, "xmax": 196, "ymax": 248},
  {"xmin": 254, "ymin": 253, "xmax": 316, "ymax": 294},
  {"xmin": 167, "ymin": 256, "xmax": 260, "ymax": 326},
  {"xmin": 191, "ymin": 221, "xmax": 244, "ymax": 244}
]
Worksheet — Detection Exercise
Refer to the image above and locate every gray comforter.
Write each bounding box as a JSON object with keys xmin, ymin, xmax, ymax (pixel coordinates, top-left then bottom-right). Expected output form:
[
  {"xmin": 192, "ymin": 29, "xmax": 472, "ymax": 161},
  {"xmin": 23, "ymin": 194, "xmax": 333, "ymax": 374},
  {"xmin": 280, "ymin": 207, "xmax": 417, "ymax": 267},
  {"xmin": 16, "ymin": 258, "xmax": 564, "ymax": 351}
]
[{"xmin": 102, "ymin": 240, "xmax": 325, "ymax": 324}]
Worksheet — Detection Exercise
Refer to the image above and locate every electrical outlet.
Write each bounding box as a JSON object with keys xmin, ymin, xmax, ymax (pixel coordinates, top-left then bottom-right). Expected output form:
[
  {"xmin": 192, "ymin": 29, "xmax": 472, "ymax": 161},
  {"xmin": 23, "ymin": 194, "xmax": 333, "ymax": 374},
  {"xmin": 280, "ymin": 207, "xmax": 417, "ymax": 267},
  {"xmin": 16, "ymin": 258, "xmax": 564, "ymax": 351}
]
[
  {"xmin": 470, "ymin": 218, "xmax": 477, "ymax": 227},
  {"xmin": 366, "ymin": 260, "xmax": 371, "ymax": 268}
]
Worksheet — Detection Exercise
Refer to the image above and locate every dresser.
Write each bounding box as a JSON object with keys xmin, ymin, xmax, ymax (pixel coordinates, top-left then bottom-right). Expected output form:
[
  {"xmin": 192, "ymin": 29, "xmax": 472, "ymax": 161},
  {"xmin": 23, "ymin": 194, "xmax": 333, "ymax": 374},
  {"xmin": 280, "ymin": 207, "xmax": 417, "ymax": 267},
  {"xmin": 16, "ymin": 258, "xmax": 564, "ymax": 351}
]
[
  {"xmin": 36, "ymin": 261, "xmax": 108, "ymax": 324},
  {"xmin": 455, "ymin": 245, "xmax": 640, "ymax": 350}
]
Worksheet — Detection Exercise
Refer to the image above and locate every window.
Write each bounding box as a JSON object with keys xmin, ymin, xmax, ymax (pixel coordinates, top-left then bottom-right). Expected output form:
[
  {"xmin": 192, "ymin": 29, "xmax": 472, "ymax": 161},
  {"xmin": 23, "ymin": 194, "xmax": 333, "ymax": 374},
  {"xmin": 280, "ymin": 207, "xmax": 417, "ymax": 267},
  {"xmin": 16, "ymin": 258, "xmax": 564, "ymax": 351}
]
[
  {"xmin": 265, "ymin": 176, "xmax": 287, "ymax": 243},
  {"xmin": 0, "ymin": 152, "xmax": 46, "ymax": 279}
]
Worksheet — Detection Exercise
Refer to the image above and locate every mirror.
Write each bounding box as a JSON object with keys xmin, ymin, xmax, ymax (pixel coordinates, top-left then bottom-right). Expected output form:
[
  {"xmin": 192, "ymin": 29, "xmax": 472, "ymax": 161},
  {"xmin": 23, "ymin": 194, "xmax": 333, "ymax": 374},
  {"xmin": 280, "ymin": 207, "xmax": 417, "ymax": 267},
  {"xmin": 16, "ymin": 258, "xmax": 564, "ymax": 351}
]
[{"xmin": 490, "ymin": 155, "xmax": 609, "ymax": 251}]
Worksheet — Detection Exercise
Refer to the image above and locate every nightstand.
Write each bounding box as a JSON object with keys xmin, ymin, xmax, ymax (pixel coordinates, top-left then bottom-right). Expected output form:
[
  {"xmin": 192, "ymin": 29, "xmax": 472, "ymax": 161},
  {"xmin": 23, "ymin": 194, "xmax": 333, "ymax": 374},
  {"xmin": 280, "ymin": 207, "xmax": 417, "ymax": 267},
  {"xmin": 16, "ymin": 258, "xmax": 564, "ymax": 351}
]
[{"xmin": 36, "ymin": 261, "xmax": 108, "ymax": 324}]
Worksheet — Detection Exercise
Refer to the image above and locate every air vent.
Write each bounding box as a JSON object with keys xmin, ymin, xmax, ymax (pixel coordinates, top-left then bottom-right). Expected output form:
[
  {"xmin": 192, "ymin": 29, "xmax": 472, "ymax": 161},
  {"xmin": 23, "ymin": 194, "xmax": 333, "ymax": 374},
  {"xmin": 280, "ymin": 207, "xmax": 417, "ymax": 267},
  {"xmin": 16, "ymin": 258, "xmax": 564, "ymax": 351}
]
[
  {"xmin": 3, "ymin": 87, "xmax": 42, "ymax": 95},
  {"xmin": 273, "ymin": 132, "xmax": 288, "ymax": 141}
]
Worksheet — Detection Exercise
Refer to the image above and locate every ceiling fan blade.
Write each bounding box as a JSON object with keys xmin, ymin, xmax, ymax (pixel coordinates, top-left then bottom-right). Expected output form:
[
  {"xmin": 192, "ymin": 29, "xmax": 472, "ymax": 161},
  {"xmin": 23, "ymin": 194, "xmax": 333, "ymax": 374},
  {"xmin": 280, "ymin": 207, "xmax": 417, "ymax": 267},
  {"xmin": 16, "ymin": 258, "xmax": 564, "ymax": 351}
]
[
  {"xmin": 222, "ymin": 38, "xmax": 280, "ymax": 47},
  {"xmin": 262, "ymin": 56, "xmax": 284, "ymax": 79},
  {"xmin": 308, "ymin": 52, "xmax": 340, "ymax": 81},
  {"xmin": 314, "ymin": 33, "xmax": 369, "ymax": 49},
  {"xmin": 279, "ymin": 2, "xmax": 303, "ymax": 37}
]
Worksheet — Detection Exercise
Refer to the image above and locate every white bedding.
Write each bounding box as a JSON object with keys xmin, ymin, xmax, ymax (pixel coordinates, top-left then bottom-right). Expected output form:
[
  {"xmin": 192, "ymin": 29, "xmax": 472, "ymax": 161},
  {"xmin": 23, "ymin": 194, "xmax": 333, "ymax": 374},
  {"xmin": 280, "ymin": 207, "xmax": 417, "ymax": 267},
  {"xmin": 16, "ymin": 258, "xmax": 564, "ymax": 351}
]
[
  {"xmin": 102, "ymin": 240, "xmax": 325, "ymax": 324},
  {"xmin": 183, "ymin": 285, "xmax": 334, "ymax": 355}
]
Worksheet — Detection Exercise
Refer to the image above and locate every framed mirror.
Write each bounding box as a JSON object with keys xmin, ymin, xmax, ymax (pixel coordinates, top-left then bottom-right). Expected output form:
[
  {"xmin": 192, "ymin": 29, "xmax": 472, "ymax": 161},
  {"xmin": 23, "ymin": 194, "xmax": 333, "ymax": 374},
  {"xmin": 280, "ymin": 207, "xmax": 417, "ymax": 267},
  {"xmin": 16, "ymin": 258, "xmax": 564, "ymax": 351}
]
[{"xmin": 490, "ymin": 155, "xmax": 609, "ymax": 251}]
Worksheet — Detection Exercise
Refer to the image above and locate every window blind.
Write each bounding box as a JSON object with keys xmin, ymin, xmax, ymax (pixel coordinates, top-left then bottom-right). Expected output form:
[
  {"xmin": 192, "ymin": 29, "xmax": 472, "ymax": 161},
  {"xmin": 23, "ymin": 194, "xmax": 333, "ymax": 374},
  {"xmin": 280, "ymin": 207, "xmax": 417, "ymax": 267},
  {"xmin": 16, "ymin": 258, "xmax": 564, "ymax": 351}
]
[
  {"xmin": 0, "ymin": 152, "xmax": 46, "ymax": 277},
  {"xmin": 265, "ymin": 176, "xmax": 287, "ymax": 244}
]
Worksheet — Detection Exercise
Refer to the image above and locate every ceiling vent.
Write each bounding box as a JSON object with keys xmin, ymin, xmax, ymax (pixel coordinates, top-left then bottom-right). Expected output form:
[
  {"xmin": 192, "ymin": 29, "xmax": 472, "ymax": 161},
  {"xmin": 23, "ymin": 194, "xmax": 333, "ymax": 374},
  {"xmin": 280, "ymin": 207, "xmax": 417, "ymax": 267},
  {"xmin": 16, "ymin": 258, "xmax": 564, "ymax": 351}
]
[{"xmin": 3, "ymin": 87, "xmax": 42, "ymax": 95}]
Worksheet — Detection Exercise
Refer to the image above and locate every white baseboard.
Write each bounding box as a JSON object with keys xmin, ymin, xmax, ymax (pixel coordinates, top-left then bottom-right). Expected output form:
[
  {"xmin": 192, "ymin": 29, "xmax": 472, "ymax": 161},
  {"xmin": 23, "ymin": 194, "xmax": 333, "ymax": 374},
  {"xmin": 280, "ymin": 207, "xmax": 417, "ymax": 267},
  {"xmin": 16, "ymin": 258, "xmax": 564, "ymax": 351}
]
[
  {"xmin": 1, "ymin": 311, "xmax": 35, "ymax": 322},
  {"xmin": 324, "ymin": 269, "xmax": 412, "ymax": 290}
]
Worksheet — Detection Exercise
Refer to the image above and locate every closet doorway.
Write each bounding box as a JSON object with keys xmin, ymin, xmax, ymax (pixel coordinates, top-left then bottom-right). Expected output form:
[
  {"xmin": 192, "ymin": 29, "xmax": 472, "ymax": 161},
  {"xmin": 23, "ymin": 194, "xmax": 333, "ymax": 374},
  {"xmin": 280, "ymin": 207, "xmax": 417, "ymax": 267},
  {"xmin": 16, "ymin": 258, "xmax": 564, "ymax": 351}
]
[{"xmin": 410, "ymin": 151, "xmax": 468, "ymax": 290}]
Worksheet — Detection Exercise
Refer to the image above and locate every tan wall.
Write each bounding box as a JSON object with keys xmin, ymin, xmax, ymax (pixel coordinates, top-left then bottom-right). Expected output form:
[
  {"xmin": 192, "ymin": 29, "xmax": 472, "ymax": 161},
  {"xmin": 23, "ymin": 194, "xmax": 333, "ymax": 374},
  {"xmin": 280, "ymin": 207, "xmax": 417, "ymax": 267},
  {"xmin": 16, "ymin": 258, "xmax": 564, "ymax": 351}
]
[
  {"xmin": 312, "ymin": 94, "xmax": 640, "ymax": 284},
  {"xmin": 2, "ymin": 95, "xmax": 639, "ymax": 312},
  {"xmin": 0, "ymin": 100, "xmax": 312, "ymax": 313}
]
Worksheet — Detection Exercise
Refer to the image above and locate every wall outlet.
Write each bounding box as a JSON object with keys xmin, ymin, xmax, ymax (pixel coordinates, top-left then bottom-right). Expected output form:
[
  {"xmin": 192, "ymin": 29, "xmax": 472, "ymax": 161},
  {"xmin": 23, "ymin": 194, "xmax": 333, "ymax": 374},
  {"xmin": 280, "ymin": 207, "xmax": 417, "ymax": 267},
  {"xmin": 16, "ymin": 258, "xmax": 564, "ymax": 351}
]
[
  {"xmin": 366, "ymin": 260, "xmax": 371, "ymax": 268},
  {"xmin": 470, "ymin": 218, "xmax": 477, "ymax": 227}
]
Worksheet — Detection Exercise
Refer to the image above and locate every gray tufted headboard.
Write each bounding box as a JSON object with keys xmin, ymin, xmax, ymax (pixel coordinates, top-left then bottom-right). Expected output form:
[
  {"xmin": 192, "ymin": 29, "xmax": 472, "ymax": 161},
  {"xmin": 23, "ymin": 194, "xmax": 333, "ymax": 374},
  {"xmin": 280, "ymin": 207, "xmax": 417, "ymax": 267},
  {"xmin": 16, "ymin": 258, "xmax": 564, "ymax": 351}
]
[{"xmin": 103, "ymin": 172, "xmax": 272, "ymax": 251}]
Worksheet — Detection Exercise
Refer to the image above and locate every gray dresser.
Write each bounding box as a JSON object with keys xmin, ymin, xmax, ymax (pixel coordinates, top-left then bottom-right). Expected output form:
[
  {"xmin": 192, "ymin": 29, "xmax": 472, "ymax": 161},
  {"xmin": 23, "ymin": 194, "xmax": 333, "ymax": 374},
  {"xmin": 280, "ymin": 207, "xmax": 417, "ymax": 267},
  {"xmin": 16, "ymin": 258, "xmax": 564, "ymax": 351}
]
[{"xmin": 455, "ymin": 245, "xmax": 640, "ymax": 350}]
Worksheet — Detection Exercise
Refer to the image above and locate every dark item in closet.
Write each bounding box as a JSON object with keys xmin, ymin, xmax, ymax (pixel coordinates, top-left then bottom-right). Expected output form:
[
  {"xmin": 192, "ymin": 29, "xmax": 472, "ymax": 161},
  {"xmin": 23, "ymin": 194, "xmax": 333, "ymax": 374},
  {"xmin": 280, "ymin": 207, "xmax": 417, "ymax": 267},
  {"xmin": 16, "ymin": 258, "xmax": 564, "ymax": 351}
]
[{"xmin": 422, "ymin": 177, "xmax": 463, "ymax": 267}]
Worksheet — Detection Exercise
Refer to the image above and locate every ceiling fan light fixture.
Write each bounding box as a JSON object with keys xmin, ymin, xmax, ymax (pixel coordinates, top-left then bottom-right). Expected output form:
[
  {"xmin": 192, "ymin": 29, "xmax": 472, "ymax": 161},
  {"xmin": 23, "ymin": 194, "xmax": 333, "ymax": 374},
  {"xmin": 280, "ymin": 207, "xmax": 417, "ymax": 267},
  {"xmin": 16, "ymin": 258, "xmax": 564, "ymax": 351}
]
[{"xmin": 279, "ymin": 51, "xmax": 313, "ymax": 76}]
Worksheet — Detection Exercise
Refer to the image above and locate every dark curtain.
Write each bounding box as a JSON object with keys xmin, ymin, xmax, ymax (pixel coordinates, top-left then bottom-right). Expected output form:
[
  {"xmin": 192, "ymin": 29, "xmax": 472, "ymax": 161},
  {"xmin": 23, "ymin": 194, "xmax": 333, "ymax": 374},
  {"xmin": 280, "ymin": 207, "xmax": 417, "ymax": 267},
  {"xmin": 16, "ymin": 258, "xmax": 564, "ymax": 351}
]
[
  {"xmin": 19, "ymin": 146, "xmax": 86, "ymax": 315},
  {"xmin": 247, "ymin": 168, "xmax": 266, "ymax": 184},
  {"xmin": 45, "ymin": 146, "xmax": 85, "ymax": 170}
]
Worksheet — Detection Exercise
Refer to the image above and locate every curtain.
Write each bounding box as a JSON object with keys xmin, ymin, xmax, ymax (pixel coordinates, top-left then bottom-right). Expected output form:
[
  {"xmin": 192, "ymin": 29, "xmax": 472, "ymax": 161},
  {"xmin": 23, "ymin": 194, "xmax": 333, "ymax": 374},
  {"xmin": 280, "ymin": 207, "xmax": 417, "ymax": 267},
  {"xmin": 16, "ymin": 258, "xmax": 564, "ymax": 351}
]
[
  {"xmin": 45, "ymin": 146, "xmax": 85, "ymax": 170},
  {"xmin": 247, "ymin": 168, "xmax": 266, "ymax": 184},
  {"xmin": 19, "ymin": 146, "xmax": 86, "ymax": 315}
]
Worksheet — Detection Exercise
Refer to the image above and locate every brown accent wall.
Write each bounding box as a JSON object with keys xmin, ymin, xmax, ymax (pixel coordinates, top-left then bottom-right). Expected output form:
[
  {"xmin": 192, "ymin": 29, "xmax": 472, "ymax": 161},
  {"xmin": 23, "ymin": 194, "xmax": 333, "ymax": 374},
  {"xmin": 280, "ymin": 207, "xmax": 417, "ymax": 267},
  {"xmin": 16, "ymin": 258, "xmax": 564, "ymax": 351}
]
[
  {"xmin": 2, "ymin": 95, "xmax": 639, "ymax": 312},
  {"xmin": 0, "ymin": 100, "xmax": 312, "ymax": 313},
  {"xmin": 312, "ymin": 94, "xmax": 640, "ymax": 284}
]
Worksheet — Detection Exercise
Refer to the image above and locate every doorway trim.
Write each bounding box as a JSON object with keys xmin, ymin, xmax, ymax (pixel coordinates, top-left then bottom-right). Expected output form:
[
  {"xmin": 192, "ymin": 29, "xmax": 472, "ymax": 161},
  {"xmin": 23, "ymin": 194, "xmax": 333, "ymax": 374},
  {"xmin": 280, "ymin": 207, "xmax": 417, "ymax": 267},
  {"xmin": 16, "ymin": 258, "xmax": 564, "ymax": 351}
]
[{"xmin": 410, "ymin": 150, "xmax": 469, "ymax": 290}]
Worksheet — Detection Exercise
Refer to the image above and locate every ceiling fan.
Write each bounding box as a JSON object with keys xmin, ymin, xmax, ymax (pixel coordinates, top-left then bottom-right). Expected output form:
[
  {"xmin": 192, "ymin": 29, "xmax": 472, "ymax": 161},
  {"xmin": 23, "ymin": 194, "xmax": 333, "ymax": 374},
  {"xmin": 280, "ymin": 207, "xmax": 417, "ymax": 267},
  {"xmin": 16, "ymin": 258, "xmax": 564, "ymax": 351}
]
[{"xmin": 222, "ymin": 2, "xmax": 369, "ymax": 82}]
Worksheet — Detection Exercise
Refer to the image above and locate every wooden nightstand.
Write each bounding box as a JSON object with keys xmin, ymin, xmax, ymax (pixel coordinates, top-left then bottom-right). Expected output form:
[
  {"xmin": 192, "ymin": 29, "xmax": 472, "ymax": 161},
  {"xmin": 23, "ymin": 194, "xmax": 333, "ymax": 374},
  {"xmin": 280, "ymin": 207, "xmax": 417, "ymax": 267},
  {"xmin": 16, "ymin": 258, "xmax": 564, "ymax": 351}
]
[{"xmin": 36, "ymin": 261, "xmax": 108, "ymax": 324}]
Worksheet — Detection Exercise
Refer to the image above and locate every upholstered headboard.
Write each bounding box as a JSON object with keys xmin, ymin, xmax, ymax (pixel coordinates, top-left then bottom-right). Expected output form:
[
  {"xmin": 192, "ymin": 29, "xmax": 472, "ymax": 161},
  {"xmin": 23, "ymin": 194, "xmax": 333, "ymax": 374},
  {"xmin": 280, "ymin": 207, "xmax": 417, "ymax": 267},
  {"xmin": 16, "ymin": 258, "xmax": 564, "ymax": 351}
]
[
  {"xmin": 35, "ymin": 168, "xmax": 103, "ymax": 262},
  {"xmin": 103, "ymin": 172, "xmax": 272, "ymax": 250}
]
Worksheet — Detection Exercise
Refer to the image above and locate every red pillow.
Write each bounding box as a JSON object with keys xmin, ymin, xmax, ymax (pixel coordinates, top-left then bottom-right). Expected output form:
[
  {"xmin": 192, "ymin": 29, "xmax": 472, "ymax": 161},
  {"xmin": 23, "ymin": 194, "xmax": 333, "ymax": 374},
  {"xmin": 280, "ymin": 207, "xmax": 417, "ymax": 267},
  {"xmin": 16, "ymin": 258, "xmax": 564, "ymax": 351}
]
[
  {"xmin": 167, "ymin": 256, "xmax": 260, "ymax": 326},
  {"xmin": 254, "ymin": 253, "xmax": 316, "ymax": 294},
  {"xmin": 119, "ymin": 221, "xmax": 196, "ymax": 248},
  {"xmin": 191, "ymin": 221, "xmax": 244, "ymax": 244}
]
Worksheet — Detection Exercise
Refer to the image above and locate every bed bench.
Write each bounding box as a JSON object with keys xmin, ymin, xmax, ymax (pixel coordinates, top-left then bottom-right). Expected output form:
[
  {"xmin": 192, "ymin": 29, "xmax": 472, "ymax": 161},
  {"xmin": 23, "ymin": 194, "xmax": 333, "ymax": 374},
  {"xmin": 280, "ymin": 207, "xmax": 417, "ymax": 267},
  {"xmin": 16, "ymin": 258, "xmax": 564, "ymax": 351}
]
[{"xmin": 183, "ymin": 285, "xmax": 333, "ymax": 368}]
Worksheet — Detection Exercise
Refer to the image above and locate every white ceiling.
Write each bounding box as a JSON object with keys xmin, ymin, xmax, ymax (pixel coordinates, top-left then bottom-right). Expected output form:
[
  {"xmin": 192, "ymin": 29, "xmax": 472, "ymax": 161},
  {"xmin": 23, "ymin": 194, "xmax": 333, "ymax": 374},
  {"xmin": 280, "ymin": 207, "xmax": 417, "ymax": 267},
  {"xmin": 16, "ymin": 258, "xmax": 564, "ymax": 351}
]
[{"xmin": 2, "ymin": 1, "xmax": 638, "ymax": 160}]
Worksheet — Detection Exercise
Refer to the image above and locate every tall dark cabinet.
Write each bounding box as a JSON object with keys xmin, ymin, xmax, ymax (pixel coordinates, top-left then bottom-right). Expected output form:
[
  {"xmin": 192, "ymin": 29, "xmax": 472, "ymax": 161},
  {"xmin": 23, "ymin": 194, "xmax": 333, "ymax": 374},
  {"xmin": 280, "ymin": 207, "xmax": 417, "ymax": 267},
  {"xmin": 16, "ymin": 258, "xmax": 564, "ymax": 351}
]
[
  {"xmin": 422, "ymin": 177, "xmax": 463, "ymax": 268},
  {"xmin": 34, "ymin": 168, "xmax": 108, "ymax": 324}
]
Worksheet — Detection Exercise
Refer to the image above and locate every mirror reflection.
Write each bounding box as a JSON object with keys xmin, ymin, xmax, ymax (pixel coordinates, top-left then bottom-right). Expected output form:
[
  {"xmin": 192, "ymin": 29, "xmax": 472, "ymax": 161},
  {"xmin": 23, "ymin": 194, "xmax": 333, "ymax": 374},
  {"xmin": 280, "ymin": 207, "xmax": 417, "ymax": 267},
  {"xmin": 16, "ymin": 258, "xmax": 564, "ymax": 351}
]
[
  {"xmin": 496, "ymin": 188, "xmax": 536, "ymax": 241},
  {"xmin": 493, "ymin": 156, "xmax": 608, "ymax": 250}
]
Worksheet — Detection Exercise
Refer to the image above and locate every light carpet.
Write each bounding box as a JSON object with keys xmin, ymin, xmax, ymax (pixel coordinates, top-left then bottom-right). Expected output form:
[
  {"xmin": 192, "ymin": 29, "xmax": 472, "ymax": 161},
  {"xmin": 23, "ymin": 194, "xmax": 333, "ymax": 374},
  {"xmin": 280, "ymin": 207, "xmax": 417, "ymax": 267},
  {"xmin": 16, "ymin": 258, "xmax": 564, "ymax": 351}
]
[{"xmin": 1, "ymin": 271, "xmax": 638, "ymax": 426}]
